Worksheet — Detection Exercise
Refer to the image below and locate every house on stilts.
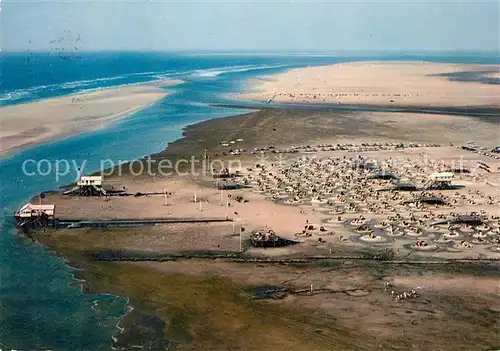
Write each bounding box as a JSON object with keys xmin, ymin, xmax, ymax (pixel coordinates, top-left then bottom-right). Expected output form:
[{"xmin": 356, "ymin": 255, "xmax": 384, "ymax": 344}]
[
  {"xmin": 64, "ymin": 175, "xmax": 107, "ymax": 196},
  {"xmin": 14, "ymin": 203, "xmax": 56, "ymax": 229}
]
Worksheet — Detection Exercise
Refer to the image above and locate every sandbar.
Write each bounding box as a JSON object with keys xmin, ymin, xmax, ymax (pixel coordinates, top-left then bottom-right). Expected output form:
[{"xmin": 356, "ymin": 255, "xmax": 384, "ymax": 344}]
[
  {"xmin": 0, "ymin": 79, "xmax": 182, "ymax": 157},
  {"xmin": 234, "ymin": 61, "xmax": 500, "ymax": 108}
]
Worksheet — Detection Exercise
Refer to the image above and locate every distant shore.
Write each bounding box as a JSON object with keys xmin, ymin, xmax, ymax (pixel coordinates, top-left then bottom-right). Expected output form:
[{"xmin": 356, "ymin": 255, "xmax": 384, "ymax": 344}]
[
  {"xmin": 233, "ymin": 61, "xmax": 500, "ymax": 108},
  {"xmin": 0, "ymin": 79, "xmax": 182, "ymax": 158}
]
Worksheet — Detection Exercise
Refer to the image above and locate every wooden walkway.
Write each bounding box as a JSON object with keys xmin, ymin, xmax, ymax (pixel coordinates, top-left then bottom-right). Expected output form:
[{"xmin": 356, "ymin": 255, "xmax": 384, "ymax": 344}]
[{"xmin": 57, "ymin": 217, "xmax": 231, "ymax": 228}]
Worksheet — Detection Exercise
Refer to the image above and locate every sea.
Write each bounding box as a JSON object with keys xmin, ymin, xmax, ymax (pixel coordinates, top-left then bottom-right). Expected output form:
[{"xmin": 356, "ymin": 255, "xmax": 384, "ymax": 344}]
[{"xmin": 0, "ymin": 51, "xmax": 498, "ymax": 350}]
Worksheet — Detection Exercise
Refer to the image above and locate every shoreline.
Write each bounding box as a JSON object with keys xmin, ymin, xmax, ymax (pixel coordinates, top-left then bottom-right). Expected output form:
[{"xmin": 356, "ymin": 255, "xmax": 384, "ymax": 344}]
[
  {"xmin": 0, "ymin": 79, "xmax": 182, "ymax": 158},
  {"xmin": 213, "ymin": 102, "xmax": 500, "ymax": 119}
]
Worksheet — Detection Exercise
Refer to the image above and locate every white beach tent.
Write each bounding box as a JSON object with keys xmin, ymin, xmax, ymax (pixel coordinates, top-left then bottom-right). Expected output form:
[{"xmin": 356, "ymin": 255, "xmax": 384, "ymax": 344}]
[{"xmin": 429, "ymin": 172, "xmax": 454, "ymax": 182}]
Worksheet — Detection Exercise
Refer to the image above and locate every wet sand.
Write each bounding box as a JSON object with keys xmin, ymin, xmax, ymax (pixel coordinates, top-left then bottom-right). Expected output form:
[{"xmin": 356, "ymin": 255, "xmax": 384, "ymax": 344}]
[{"xmin": 0, "ymin": 79, "xmax": 181, "ymax": 157}]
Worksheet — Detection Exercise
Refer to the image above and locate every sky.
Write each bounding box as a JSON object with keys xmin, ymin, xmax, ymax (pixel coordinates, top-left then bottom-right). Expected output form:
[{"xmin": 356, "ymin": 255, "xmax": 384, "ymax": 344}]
[{"xmin": 2, "ymin": 0, "xmax": 499, "ymax": 53}]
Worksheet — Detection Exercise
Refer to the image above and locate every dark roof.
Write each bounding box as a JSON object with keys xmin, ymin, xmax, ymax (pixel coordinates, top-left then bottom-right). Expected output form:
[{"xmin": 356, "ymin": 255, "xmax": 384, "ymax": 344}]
[
  {"xmin": 217, "ymin": 183, "xmax": 242, "ymax": 190},
  {"xmin": 445, "ymin": 168, "xmax": 470, "ymax": 174},
  {"xmin": 403, "ymin": 196, "xmax": 445, "ymax": 204},
  {"xmin": 453, "ymin": 215, "xmax": 483, "ymax": 225},
  {"xmin": 368, "ymin": 173, "xmax": 397, "ymax": 180},
  {"xmin": 393, "ymin": 183, "xmax": 417, "ymax": 191},
  {"xmin": 418, "ymin": 196, "xmax": 446, "ymax": 204}
]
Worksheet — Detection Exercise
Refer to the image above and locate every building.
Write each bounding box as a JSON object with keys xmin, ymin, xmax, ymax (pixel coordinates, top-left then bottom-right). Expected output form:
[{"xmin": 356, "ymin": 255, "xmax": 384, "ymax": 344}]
[
  {"xmin": 427, "ymin": 172, "xmax": 454, "ymax": 190},
  {"xmin": 454, "ymin": 214, "xmax": 484, "ymax": 225},
  {"xmin": 392, "ymin": 183, "xmax": 417, "ymax": 191},
  {"xmin": 404, "ymin": 196, "xmax": 446, "ymax": 205},
  {"xmin": 74, "ymin": 175, "xmax": 106, "ymax": 196},
  {"xmin": 217, "ymin": 182, "xmax": 242, "ymax": 190},
  {"xmin": 77, "ymin": 176, "xmax": 103, "ymax": 187},
  {"xmin": 446, "ymin": 168, "xmax": 470, "ymax": 174},
  {"xmin": 429, "ymin": 172, "xmax": 454, "ymax": 182},
  {"xmin": 367, "ymin": 172, "xmax": 397, "ymax": 180},
  {"xmin": 14, "ymin": 203, "xmax": 56, "ymax": 228},
  {"xmin": 15, "ymin": 203, "xmax": 55, "ymax": 217}
]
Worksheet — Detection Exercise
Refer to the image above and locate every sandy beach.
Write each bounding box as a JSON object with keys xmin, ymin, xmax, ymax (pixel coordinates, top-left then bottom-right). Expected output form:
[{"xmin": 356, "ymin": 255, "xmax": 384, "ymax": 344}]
[
  {"xmin": 234, "ymin": 61, "xmax": 500, "ymax": 108},
  {"xmin": 0, "ymin": 79, "xmax": 181, "ymax": 157},
  {"xmin": 12, "ymin": 54, "xmax": 500, "ymax": 351},
  {"xmin": 28, "ymin": 104, "xmax": 500, "ymax": 350}
]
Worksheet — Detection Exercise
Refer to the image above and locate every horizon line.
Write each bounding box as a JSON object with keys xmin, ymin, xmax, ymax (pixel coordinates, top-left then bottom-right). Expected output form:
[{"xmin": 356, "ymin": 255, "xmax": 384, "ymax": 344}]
[{"xmin": 1, "ymin": 49, "xmax": 499, "ymax": 55}]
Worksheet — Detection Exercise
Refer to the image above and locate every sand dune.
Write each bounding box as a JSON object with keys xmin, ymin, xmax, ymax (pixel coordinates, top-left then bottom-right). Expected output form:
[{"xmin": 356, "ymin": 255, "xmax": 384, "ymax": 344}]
[
  {"xmin": 235, "ymin": 61, "xmax": 500, "ymax": 108},
  {"xmin": 0, "ymin": 80, "xmax": 181, "ymax": 157}
]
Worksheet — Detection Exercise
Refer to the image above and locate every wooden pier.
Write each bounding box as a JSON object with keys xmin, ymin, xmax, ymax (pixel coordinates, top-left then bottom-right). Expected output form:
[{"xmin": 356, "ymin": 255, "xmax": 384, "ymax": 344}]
[
  {"xmin": 57, "ymin": 217, "xmax": 232, "ymax": 229},
  {"xmin": 15, "ymin": 200, "xmax": 231, "ymax": 230}
]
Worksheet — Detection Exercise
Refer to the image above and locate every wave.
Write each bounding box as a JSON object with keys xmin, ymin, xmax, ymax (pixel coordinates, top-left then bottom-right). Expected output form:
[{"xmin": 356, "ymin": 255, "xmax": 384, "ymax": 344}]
[
  {"xmin": 0, "ymin": 71, "xmax": 173, "ymax": 104},
  {"xmin": 0, "ymin": 83, "xmax": 61, "ymax": 101},
  {"xmin": 58, "ymin": 71, "xmax": 179, "ymax": 88},
  {"xmin": 0, "ymin": 90, "xmax": 32, "ymax": 102},
  {"xmin": 153, "ymin": 72, "xmax": 179, "ymax": 80},
  {"xmin": 192, "ymin": 64, "xmax": 287, "ymax": 77},
  {"xmin": 59, "ymin": 76, "xmax": 128, "ymax": 89},
  {"xmin": 2, "ymin": 69, "xmax": 188, "ymax": 103},
  {"xmin": 0, "ymin": 64, "xmax": 286, "ymax": 104},
  {"xmin": 192, "ymin": 65, "xmax": 254, "ymax": 77}
]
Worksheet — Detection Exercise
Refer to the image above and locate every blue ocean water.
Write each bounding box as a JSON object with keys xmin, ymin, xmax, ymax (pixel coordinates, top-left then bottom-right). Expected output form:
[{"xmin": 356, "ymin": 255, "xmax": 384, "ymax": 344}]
[{"xmin": 0, "ymin": 52, "xmax": 498, "ymax": 350}]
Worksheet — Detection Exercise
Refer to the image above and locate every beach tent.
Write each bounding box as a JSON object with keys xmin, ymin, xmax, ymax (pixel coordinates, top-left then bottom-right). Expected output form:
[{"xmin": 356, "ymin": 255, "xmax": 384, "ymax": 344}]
[{"xmin": 429, "ymin": 172, "xmax": 454, "ymax": 182}]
